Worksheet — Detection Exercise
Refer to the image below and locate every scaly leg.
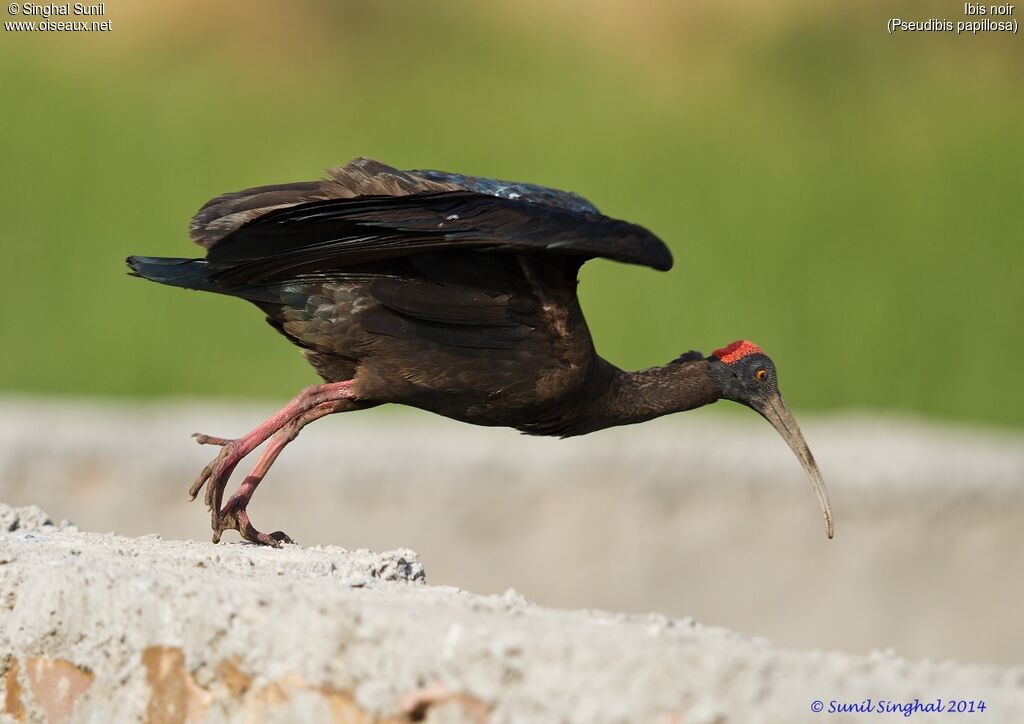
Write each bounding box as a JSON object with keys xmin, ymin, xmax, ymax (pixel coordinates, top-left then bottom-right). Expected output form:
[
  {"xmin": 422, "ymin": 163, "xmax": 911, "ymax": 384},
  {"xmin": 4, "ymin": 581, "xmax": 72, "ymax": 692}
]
[
  {"xmin": 211, "ymin": 400, "xmax": 345, "ymax": 546},
  {"xmin": 188, "ymin": 381, "xmax": 357, "ymax": 543}
]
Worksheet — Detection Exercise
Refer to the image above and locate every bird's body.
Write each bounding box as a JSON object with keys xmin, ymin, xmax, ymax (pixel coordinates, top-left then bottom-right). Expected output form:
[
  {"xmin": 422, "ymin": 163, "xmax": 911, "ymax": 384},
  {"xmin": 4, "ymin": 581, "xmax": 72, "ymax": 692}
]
[
  {"xmin": 129, "ymin": 158, "xmax": 832, "ymax": 546},
  {"xmin": 266, "ymin": 252, "xmax": 601, "ymax": 436}
]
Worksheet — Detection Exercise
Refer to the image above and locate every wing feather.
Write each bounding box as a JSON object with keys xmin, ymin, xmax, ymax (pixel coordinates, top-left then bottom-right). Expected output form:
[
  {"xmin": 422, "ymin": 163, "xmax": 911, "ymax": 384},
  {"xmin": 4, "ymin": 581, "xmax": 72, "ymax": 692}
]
[
  {"xmin": 190, "ymin": 158, "xmax": 461, "ymax": 248},
  {"xmin": 205, "ymin": 190, "xmax": 671, "ymax": 285}
]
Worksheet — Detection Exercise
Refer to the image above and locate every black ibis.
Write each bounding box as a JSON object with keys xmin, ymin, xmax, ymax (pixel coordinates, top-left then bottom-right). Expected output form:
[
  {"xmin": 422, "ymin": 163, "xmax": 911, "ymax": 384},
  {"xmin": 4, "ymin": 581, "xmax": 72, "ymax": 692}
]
[{"xmin": 128, "ymin": 157, "xmax": 833, "ymax": 546}]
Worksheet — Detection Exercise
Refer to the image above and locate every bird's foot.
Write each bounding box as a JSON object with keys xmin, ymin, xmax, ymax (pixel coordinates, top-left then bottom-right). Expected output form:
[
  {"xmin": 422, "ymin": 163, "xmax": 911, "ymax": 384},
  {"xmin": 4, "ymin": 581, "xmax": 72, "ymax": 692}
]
[
  {"xmin": 189, "ymin": 426, "xmax": 297, "ymax": 548},
  {"xmin": 186, "ymin": 383, "xmax": 359, "ymax": 546},
  {"xmin": 213, "ymin": 482, "xmax": 293, "ymax": 547},
  {"xmin": 189, "ymin": 433, "xmax": 250, "ymax": 514}
]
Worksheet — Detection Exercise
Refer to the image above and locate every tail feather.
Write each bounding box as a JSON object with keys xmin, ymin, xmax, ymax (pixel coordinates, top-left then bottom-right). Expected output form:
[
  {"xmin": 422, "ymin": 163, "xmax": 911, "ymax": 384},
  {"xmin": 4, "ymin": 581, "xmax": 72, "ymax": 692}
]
[
  {"xmin": 126, "ymin": 255, "xmax": 286, "ymax": 306},
  {"xmin": 126, "ymin": 256, "xmax": 217, "ymax": 293}
]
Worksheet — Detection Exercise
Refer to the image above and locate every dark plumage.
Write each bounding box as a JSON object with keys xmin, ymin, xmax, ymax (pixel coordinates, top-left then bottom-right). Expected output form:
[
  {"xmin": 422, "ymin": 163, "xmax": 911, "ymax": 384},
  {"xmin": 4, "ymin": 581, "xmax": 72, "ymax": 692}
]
[{"xmin": 128, "ymin": 157, "xmax": 833, "ymax": 546}]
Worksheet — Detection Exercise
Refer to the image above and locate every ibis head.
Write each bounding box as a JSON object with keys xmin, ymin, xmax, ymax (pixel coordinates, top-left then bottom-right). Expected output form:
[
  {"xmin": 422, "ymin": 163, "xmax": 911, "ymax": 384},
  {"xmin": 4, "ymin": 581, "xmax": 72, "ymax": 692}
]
[{"xmin": 707, "ymin": 340, "xmax": 834, "ymax": 539}]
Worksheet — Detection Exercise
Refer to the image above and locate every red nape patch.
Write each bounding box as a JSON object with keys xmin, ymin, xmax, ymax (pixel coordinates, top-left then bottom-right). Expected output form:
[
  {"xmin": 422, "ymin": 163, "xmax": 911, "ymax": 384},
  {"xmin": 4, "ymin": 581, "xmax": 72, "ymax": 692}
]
[{"xmin": 713, "ymin": 339, "xmax": 764, "ymax": 365}]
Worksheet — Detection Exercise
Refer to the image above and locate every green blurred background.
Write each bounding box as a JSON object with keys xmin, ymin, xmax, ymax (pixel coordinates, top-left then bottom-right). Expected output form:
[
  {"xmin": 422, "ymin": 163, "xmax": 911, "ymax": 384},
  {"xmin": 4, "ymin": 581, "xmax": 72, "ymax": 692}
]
[{"xmin": 2, "ymin": 0, "xmax": 1022, "ymax": 427}]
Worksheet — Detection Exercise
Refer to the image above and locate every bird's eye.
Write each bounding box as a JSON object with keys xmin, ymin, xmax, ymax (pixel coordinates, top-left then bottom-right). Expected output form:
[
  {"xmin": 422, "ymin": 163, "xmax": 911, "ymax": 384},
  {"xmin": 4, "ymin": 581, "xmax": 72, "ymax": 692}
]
[{"xmin": 755, "ymin": 369, "xmax": 768, "ymax": 381}]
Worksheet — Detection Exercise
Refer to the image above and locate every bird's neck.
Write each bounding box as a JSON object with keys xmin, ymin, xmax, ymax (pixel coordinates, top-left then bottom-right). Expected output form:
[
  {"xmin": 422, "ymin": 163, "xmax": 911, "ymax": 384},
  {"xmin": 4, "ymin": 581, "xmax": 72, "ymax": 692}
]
[{"xmin": 574, "ymin": 357, "xmax": 720, "ymax": 435}]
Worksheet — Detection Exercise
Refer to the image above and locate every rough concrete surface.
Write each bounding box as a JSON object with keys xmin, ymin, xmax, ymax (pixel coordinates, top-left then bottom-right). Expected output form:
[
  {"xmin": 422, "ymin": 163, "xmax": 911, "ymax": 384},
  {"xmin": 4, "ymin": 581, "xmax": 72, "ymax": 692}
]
[
  {"xmin": 2, "ymin": 503, "xmax": 1022, "ymax": 724},
  {"xmin": 1, "ymin": 399, "xmax": 1023, "ymax": 721},
  {"xmin": 1, "ymin": 399, "xmax": 1023, "ymax": 667}
]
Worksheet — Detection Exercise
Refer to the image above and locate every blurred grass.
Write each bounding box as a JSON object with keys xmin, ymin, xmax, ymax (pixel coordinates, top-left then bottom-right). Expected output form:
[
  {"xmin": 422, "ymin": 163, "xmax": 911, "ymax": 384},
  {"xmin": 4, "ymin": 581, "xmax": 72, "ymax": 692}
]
[{"xmin": 0, "ymin": 1, "xmax": 1021, "ymax": 426}]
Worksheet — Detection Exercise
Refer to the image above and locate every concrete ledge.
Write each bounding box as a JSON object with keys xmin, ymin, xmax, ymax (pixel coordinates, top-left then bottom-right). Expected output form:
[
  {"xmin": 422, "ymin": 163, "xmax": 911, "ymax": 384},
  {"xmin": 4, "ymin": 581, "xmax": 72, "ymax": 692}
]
[
  {"xmin": 2, "ymin": 505, "xmax": 1022, "ymax": 723},
  {"xmin": 3, "ymin": 400, "xmax": 1024, "ymax": 666}
]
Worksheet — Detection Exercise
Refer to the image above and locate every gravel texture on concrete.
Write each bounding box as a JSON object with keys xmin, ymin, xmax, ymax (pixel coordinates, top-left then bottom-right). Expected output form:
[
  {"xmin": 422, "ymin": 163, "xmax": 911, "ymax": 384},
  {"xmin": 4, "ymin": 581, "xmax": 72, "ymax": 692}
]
[{"xmin": 2, "ymin": 503, "xmax": 1023, "ymax": 724}]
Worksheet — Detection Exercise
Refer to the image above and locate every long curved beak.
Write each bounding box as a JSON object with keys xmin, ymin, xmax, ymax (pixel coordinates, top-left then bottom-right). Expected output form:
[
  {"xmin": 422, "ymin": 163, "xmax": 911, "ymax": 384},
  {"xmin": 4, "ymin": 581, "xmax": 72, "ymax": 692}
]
[{"xmin": 755, "ymin": 394, "xmax": 834, "ymax": 539}]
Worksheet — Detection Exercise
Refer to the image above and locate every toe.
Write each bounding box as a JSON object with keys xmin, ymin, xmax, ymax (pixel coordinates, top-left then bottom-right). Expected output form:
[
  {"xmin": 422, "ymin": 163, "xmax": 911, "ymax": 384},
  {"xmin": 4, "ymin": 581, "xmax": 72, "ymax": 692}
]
[
  {"xmin": 240, "ymin": 519, "xmax": 292, "ymax": 548},
  {"xmin": 188, "ymin": 465, "xmax": 212, "ymax": 501},
  {"xmin": 193, "ymin": 433, "xmax": 232, "ymax": 446},
  {"xmin": 251, "ymin": 530, "xmax": 291, "ymax": 548}
]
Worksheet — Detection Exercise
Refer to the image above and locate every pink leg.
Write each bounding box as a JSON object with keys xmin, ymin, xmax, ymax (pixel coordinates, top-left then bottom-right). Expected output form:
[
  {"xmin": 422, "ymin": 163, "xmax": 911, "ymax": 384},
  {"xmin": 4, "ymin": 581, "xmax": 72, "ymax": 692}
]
[
  {"xmin": 211, "ymin": 400, "xmax": 343, "ymax": 546},
  {"xmin": 188, "ymin": 381, "xmax": 358, "ymax": 543}
]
